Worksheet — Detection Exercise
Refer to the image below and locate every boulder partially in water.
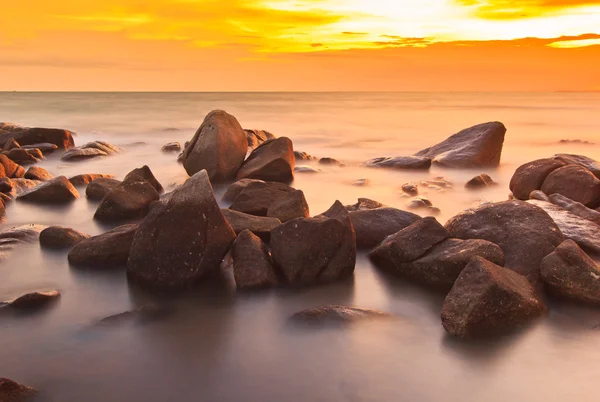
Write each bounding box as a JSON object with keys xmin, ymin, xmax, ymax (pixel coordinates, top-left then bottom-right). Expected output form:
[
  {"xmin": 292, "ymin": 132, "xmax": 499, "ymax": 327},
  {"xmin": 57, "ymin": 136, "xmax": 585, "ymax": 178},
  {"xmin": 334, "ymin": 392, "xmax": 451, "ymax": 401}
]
[
  {"xmin": 222, "ymin": 209, "xmax": 281, "ymax": 243},
  {"xmin": 245, "ymin": 129, "xmax": 276, "ymax": 150},
  {"xmin": 0, "ymin": 125, "xmax": 75, "ymax": 149},
  {"xmin": 61, "ymin": 141, "xmax": 120, "ymax": 161},
  {"xmin": 265, "ymin": 189, "xmax": 309, "ymax": 222},
  {"xmin": 68, "ymin": 224, "xmax": 138, "ymax": 268},
  {"xmin": 509, "ymin": 157, "xmax": 567, "ymax": 200},
  {"xmin": 401, "ymin": 183, "xmax": 419, "ymax": 196},
  {"xmin": 222, "ymin": 178, "xmax": 264, "ymax": 203},
  {"xmin": 541, "ymin": 164, "xmax": 600, "ymax": 208},
  {"xmin": 364, "ymin": 156, "xmax": 431, "ymax": 170},
  {"xmin": 17, "ymin": 176, "xmax": 79, "ymax": 204},
  {"xmin": 0, "ymin": 224, "xmax": 46, "ymax": 260},
  {"xmin": 127, "ymin": 170, "xmax": 236, "ymax": 291},
  {"xmin": 86, "ymin": 178, "xmax": 122, "ymax": 201},
  {"xmin": 236, "ymin": 137, "xmax": 295, "ymax": 183},
  {"xmin": 229, "ymin": 181, "xmax": 308, "ymax": 221},
  {"xmin": 69, "ymin": 173, "xmax": 115, "ymax": 187},
  {"xmin": 349, "ymin": 207, "xmax": 421, "ymax": 249},
  {"xmin": 24, "ymin": 166, "xmax": 53, "ymax": 181},
  {"xmin": 415, "ymin": 121, "xmax": 506, "ymax": 168},
  {"xmin": 229, "ymin": 229, "xmax": 277, "ymax": 289},
  {"xmin": 39, "ymin": 226, "xmax": 89, "ymax": 249},
  {"xmin": 541, "ymin": 240, "xmax": 600, "ymax": 305},
  {"xmin": 161, "ymin": 142, "xmax": 181, "ymax": 153},
  {"xmin": 465, "ymin": 174, "xmax": 497, "ymax": 190},
  {"xmin": 182, "ymin": 110, "xmax": 248, "ymax": 182},
  {"xmin": 1, "ymin": 290, "xmax": 61, "ymax": 311},
  {"xmin": 441, "ymin": 257, "xmax": 546, "ymax": 338},
  {"xmin": 0, "ymin": 377, "xmax": 38, "ymax": 401},
  {"xmin": 291, "ymin": 305, "xmax": 392, "ymax": 324},
  {"xmin": 3, "ymin": 148, "xmax": 43, "ymax": 165}
]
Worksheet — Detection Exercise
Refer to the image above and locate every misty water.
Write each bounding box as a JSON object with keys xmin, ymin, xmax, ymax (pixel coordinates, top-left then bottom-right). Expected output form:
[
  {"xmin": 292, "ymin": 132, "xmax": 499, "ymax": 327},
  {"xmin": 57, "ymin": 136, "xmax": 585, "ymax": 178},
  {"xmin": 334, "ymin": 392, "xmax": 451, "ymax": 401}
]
[{"xmin": 1, "ymin": 92, "xmax": 600, "ymax": 401}]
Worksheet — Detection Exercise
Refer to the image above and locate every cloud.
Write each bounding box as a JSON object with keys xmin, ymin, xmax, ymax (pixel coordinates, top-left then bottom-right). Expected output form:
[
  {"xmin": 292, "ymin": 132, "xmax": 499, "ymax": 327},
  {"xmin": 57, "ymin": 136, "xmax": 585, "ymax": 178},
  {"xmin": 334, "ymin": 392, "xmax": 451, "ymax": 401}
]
[{"xmin": 456, "ymin": 0, "xmax": 600, "ymax": 19}]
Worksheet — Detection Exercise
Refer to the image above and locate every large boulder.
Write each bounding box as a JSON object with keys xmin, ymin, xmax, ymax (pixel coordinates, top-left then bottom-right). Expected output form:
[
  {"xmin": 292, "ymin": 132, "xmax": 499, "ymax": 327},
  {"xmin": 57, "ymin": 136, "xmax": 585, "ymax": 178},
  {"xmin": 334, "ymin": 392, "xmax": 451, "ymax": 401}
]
[
  {"xmin": 349, "ymin": 207, "xmax": 421, "ymax": 249},
  {"xmin": 554, "ymin": 154, "xmax": 600, "ymax": 178},
  {"xmin": 415, "ymin": 121, "xmax": 506, "ymax": 168},
  {"xmin": 85, "ymin": 178, "xmax": 122, "ymax": 201},
  {"xmin": 228, "ymin": 230, "xmax": 277, "ymax": 289},
  {"xmin": 181, "ymin": 110, "xmax": 248, "ymax": 181},
  {"xmin": 68, "ymin": 224, "xmax": 138, "ymax": 268},
  {"xmin": 541, "ymin": 240, "xmax": 600, "ymax": 305},
  {"xmin": 222, "ymin": 178, "xmax": 264, "ymax": 203},
  {"xmin": 127, "ymin": 170, "xmax": 236, "ymax": 291},
  {"xmin": 270, "ymin": 201, "xmax": 356, "ymax": 286},
  {"xmin": 229, "ymin": 181, "xmax": 299, "ymax": 217},
  {"xmin": 123, "ymin": 165, "xmax": 163, "ymax": 193},
  {"xmin": 265, "ymin": 189, "xmax": 309, "ymax": 222},
  {"xmin": 39, "ymin": 226, "xmax": 89, "ymax": 249},
  {"xmin": 236, "ymin": 137, "xmax": 294, "ymax": 183},
  {"xmin": 445, "ymin": 200, "xmax": 564, "ymax": 285},
  {"xmin": 221, "ymin": 209, "xmax": 281, "ymax": 243},
  {"xmin": 441, "ymin": 257, "xmax": 546, "ymax": 338},
  {"xmin": 509, "ymin": 158, "xmax": 567, "ymax": 200},
  {"xmin": 17, "ymin": 176, "xmax": 79, "ymax": 204},
  {"xmin": 548, "ymin": 193, "xmax": 600, "ymax": 225},
  {"xmin": 0, "ymin": 154, "xmax": 25, "ymax": 179},
  {"xmin": 245, "ymin": 129, "xmax": 276, "ymax": 150},
  {"xmin": 24, "ymin": 166, "xmax": 53, "ymax": 181},
  {"xmin": 69, "ymin": 173, "xmax": 115, "ymax": 187},
  {"xmin": 0, "ymin": 378, "xmax": 38, "ymax": 401},
  {"xmin": 540, "ymin": 165, "xmax": 600, "ymax": 207},
  {"xmin": 363, "ymin": 156, "xmax": 431, "ymax": 170},
  {"xmin": 1, "ymin": 126, "xmax": 75, "ymax": 149}
]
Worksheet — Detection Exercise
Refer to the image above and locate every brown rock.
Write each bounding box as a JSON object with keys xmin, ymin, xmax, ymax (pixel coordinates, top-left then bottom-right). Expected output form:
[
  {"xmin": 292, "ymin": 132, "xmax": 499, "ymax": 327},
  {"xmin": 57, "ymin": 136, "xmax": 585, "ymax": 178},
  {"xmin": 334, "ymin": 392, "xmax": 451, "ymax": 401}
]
[
  {"xmin": 39, "ymin": 226, "xmax": 89, "ymax": 249},
  {"xmin": 350, "ymin": 207, "xmax": 421, "ymax": 249},
  {"xmin": 230, "ymin": 230, "xmax": 277, "ymax": 289},
  {"xmin": 24, "ymin": 166, "xmax": 53, "ymax": 181},
  {"xmin": 554, "ymin": 153, "xmax": 600, "ymax": 178},
  {"xmin": 465, "ymin": 174, "xmax": 497, "ymax": 189},
  {"xmin": 548, "ymin": 193, "xmax": 600, "ymax": 225},
  {"xmin": 161, "ymin": 142, "xmax": 181, "ymax": 152},
  {"xmin": 221, "ymin": 209, "xmax": 281, "ymax": 243},
  {"xmin": 401, "ymin": 183, "xmax": 419, "ymax": 196},
  {"xmin": 94, "ymin": 173, "xmax": 159, "ymax": 222},
  {"xmin": 229, "ymin": 181, "xmax": 295, "ymax": 216},
  {"xmin": 245, "ymin": 129, "xmax": 276, "ymax": 150},
  {"xmin": 17, "ymin": 176, "xmax": 79, "ymax": 204},
  {"xmin": 364, "ymin": 156, "xmax": 431, "ymax": 170},
  {"xmin": 3, "ymin": 148, "xmax": 43, "ymax": 165},
  {"xmin": 266, "ymin": 189, "xmax": 309, "ymax": 222},
  {"xmin": 0, "ymin": 154, "xmax": 25, "ymax": 178},
  {"xmin": 0, "ymin": 378, "xmax": 38, "ymax": 402},
  {"xmin": 69, "ymin": 173, "xmax": 115, "ymax": 186},
  {"xmin": 541, "ymin": 164, "xmax": 600, "ymax": 207},
  {"xmin": 222, "ymin": 178, "xmax": 265, "ymax": 203},
  {"xmin": 2, "ymin": 138, "xmax": 20, "ymax": 151},
  {"xmin": 236, "ymin": 137, "xmax": 295, "ymax": 183},
  {"xmin": 68, "ymin": 224, "xmax": 138, "ymax": 268},
  {"xmin": 123, "ymin": 165, "xmax": 163, "ymax": 193},
  {"xmin": 291, "ymin": 305, "xmax": 392, "ymax": 324},
  {"xmin": 3, "ymin": 290, "xmax": 60, "ymax": 310},
  {"xmin": 510, "ymin": 158, "xmax": 567, "ymax": 200},
  {"xmin": 345, "ymin": 198, "xmax": 385, "ymax": 211},
  {"xmin": 85, "ymin": 178, "xmax": 122, "ymax": 201}
]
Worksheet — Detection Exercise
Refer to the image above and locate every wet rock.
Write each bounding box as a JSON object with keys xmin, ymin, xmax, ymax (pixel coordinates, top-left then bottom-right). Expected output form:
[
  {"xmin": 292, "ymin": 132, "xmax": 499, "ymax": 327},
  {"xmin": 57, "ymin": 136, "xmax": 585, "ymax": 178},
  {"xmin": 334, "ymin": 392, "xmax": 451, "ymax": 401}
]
[
  {"xmin": 17, "ymin": 176, "xmax": 79, "ymax": 204},
  {"xmin": 554, "ymin": 154, "xmax": 600, "ymax": 178},
  {"xmin": 352, "ymin": 178, "xmax": 369, "ymax": 186},
  {"xmin": 345, "ymin": 198, "xmax": 385, "ymax": 211},
  {"xmin": 510, "ymin": 158, "xmax": 567, "ymax": 200},
  {"xmin": 221, "ymin": 209, "xmax": 281, "ymax": 243},
  {"xmin": 548, "ymin": 193, "xmax": 600, "ymax": 225},
  {"xmin": 294, "ymin": 151, "xmax": 317, "ymax": 161},
  {"xmin": 0, "ymin": 378, "xmax": 38, "ymax": 401},
  {"xmin": 541, "ymin": 240, "xmax": 600, "ymax": 305},
  {"xmin": 161, "ymin": 142, "xmax": 181, "ymax": 153},
  {"xmin": 441, "ymin": 257, "xmax": 545, "ymax": 338},
  {"xmin": 69, "ymin": 173, "xmax": 115, "ymax": 187},
  {"xmin": 527, "ymin": 199, "xmax": 600, "ymax": 254},
  {"xmin": 271, "ymin": 201, "xmax": 356, "ymax": 286},
  {"xmin": 39, "ymin": 226, "xmax": 89, "ymax": 249},
  {"xmin": 3, "ymin": 148, "xmax": 43, "ymax": 164},
  {"xmin": 2, "ymin": 138, "xmax": 19, "ymax": 151},
  {"xmin": 222, "ymin": 178, "xmax": 264, "ymax": 203},
  {"xmin": 86, "ymin": 178, "xmax": 122, "ymax": 201},
  {"xmin": 0, "ymin": 224, "xmax": 46, "ymax": 260},
  {"xmin": 294, "ymin": 165, "xmax": 321, "ymax": 174},
  {"xmin": 266, "ymin": 189, "xmax": 310, "ymax": 222},
  {"xmin": 0, "ymin": 154, "xmax": 25, "ymax": 179},
  {"xmin": 401, "ymin": 183, "xmax": 419, "ymax": 196},
  {"xmin": 350, "ymin": 207, "xmax": 421, "ymax": 249},
  {"xmin": 415, "ymin": 121, "xmax": 506, "ymax": 168},
  {"xmin": 21, "ymin": 143, "xmax": 58, "ymax": 154},
  {"xmin": 2, "ymin": 290, "xmax": 60, "ymax": 311},
  {"xmin": 0, "ymin": 126, "xmax": 75, "ymax": 149},
  {"xmin": 541, "ymin": 164, "xmax": 600, "ymax": 207},
  {"xmin": 127, "ymin": 171, "xmax": 236, "ymax": 291},
  {"xmin": 245, "ymin": 129, "xmax": 276, "ymax": 150},
  {"xmin": 465, "ymin": 174, "xmax": 497, "ymax": 190},
  {"xmin": 229, "ymin": 181, "xmax": 295, "ymax": 216},
  {"xmin": 229, "ymin": 229, "xmax": 277, "ymax": 289},
  {"xmin": 236, "ymin": 137, "xmax": 294, "ymax": 183},
  {"xmin": 122, "ymin": 165, "xmax": 163, "ymax": 193},
  {"xmin": 24, "ymin": 166, "xmax": 53, "ymax": 181},
  {"xmin": 182, "ymin": 110, "xmax": 248, "ymax": 181},
  {"xmin": 96, "ymin": 305, "xmax": 171, "ymax": 326},
  {"xmin": 364, "ymin": 156, "xmax": 431, "ymax": 170},
  {"xmin": 445, "ymin": 200, "xmax": 564, "ymax": 285},
  {"xmin": 319, "ymin": 157, "xmax": 342, "ymax": 166},
  {"xmin": 61, "ymin": 140, "xmax": 119, "ymax": 161},
  {"xmin": 407, "ymin": 196, "xmax": 433, "ymax": 210},
  {"xmin": 529, "ymin": 190, "xmax": 550, "ymax": 202},
  {"xmin": 68, "ymin": 224, "xmax": 138, "ymax": 268},
  {"xmin": 291, "ymin": 305, "xmax": 392, "ymax": 324}
]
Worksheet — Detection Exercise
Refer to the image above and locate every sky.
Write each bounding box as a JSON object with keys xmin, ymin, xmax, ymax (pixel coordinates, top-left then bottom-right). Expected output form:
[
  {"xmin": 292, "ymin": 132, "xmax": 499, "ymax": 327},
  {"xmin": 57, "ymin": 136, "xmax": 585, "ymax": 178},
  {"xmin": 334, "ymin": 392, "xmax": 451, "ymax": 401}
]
[{"xmin": 1, "ymin": 0, "xmax": 599, "ymax": 91}]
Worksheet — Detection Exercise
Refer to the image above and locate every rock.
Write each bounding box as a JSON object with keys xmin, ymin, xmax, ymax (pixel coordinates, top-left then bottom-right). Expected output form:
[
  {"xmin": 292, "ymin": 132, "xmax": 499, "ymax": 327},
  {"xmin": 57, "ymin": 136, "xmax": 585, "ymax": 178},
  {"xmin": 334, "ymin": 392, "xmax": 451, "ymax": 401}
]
[
  {"xmin": 548, "ymin": 193, "xmax": 600, "ymax": 225},
  {"xmin": 222, "ymin": 178, "xmax": 265, "ymax": 203},
  {"xmin": 96, "ymin": 304, "xmax": 171, "ymax": 326},
  {"xmin": 401, "ymin": 183, "xmax": 419, "ymax": 196},
  {"xmin": 127, "ymin": 171, "xmax": 236, "ymax": 291},
  {"xmin": 24, "ymin": 166, "xmax": 53, "ymax": 181},
  {"xmin": 61, "ymin": 147, "xmax": 108, "ymax": 161},
  {"xmin": 465, "ymin": 174, "xmax": 497, "ymax": 189},
  {"xmin": 541, "ymin": 165, "xmax": 600, "ymax": 207},
  {"xmin": 222, "ymin": 209, "xmax": 281, "ymax": 243},
  {"xmin": 1, "ymin": 126, "xmax": 75, "ymax": 149},
  {"xmin": 415, "ymin": 121, "xmax": 506, "ymax": 168},
  {"xmin": 291, "ymin": 305, "xmax": 392, "ymax": 324},
  {"xmin": 509, "ymin": 158, "xmax": 567, "ymax": 200},
  {"xmin": 0, "ymin": 378, "xmax": 38, "ymax": 402},
  {"xmin": 364, "ymin": 156, "xmax": 431, "ymax": 170},
  {"xmin": 68, "ymin": 224, "xmax": 138, "ymax": 268},
  {"xmin": 0, "ymin": 224, "xmax": 46, "ymax": 260},
  {"xmin": 445, "ymin": 200, "xmax": 564, "ymax": 285},
  {"xmin": 319, "ymin": 157, "xmax": 342, "ymax": 166},
  {"xmin": 529, "ymin": 190, "xmax": 550, "ymax": 202},
  {"xmin": 245, "ymin": 129, "xmax": 276, "ymax": 150},
  {"xmin": 541, "ymin": 240, "xmax": 600, "ymax": 305},
  {"xmin": 2, "ymin": 290, "xmax": 60, "ymax": 311},
  {"xmin": 229, "ymin": 181, "xmax": 294, "ymax": 216},
  {"xmin": 122, "ymin": 165, "xmax": 163, "ymax": 193},
  {"xmin": 4, "ymin": 178, "xmax": 39, "ymax": 198},
  {"xmin": 554, "ymin": 154, "xmax": 600, "ymax": 178},
  {"xmin": 86, "ymin": 178, "xmax": 122, "ymax": 201},
  {"xmin": 407, "ymin": 196, "xmax": 433, "ymax": 210},
  {"xmin": 294, "ymin": 165, "xmax": 321, "ymax": 174},
  {"xmin": 236, "ymin": 137, "xmax": 295, "ymax": 183},
  {"xmin": 94, "ymin": 171, "xmax": 160, "ymax": 222},
  {"xmin": 39, "ymin": 226, "xmax": 89, "ymax": 249},
  {"xmin": 161, "ymin": 142, "xmax": 181, "ymax": 152},
  {"xmin": 229, "ymin": 230, "xmax": 277, "ymax": 289},
  {"xmin": 0, "ymin": 154, "xmax": 25, "ymax": 179},
  {"xmin": 441, "ymin": 257, "xmax": 545, "ymax": 338},
  {"xmin": 559, "ymin": 139, "xmax": 594, "ymax": 145},
  {"xmin": 17, "ymin": 176, "xmax": 79, "ymax": 204},
  {"xmin": 352, "ymin": 178, "xmax": 369, "ymax": 186},
  {"xmin": 270, "ymin": 201, "xmax": 356, "ymax": 286},
  {"xmin": 182, "ymin": 110, "xmax": 248, "ymax": 181},
  {"xmin": 349, "ymin": 207, "xmax": 421, "ymax": 249},
  {"xmin": 422, "ymin": 177, "xmax": 453, "ymax": 189},
  {"xmin": 3, "ymin": 148, "xmax": 43, "ymax": 165},
  {"xmin": 69, "ymin": 173, "xmax": 115, "ymax": 187},
  {"xmin": 266, "ymin": 189, "xmax": 309, "ymax": 222},
  {"xmin": 527, "ymin": 199, "xmax": 600, "ymax": 255},
  {"xmin": 21, "ymin": 143, "xmax": 58, "ymax": 154},
  {"xmin": 345, "ymin": 198, "xmax": 385, "ymax": 211},
  {"xmin": 2, "ymin": 138, "xmax": 19, "ymax": 151},
  {"xmin": 294, "ymin": 151, "xmax": 317, "ymax": 161}
]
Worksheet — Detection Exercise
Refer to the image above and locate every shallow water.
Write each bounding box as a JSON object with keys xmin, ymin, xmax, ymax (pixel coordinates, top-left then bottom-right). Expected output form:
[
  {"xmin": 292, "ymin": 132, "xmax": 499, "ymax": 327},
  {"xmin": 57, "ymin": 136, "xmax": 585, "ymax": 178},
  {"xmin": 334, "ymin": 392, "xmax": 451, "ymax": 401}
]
[{"xmin": 1, "ymin": 92, "xmax": 600, "ymax": 401}]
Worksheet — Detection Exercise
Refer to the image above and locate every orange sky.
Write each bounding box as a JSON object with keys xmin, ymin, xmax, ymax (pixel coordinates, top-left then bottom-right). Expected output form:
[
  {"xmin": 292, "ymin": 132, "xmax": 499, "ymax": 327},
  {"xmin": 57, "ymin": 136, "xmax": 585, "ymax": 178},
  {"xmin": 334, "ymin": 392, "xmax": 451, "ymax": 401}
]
[{"xmin": 1, "ymin": 0, "xmax": 599, "ymax": 91}]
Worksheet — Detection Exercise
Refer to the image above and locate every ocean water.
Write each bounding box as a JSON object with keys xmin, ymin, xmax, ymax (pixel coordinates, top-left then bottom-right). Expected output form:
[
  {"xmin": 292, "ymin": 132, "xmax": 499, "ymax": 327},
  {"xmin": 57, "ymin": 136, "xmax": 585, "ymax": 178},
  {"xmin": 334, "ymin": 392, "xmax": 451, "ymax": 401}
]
[{"xmin": 1, "ymin": 92, "xmax": 600, "ymax": 401}]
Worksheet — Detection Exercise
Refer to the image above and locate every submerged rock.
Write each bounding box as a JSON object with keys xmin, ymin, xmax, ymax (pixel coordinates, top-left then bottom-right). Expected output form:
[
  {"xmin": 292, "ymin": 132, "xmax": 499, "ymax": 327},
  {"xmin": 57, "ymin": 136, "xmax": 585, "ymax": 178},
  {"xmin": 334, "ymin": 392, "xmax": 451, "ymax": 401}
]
[
  {"xmin": 68, "ymin": 224, "xmax": 138, "ymax": 268},
  {"xmin": 541, "ymin": 240, "xmax": 600, "ymax": 305},
  {"xmin": 69, "ymin": 173, "xmax": 115, "ymax": 187},
  {"xmin": 291, "ymin": 305, "xmax": 392, "ymax": 324},
  {"xmin": 319, "ymin": 157, "xmax": 342, "ymax": 166},
  {"xmin": 86, "ymin": 178, "xmax": 122, "ymax": 201},
  {"xmin": 364, "ymin": 156, "xmax": 431, "ymax": 170},
  {"xmin": 236, "ymin": 137, "xmax": 295, "ymax": 183},
  {"xmin": 96, "ymin": 305, "xmax": 171, "ymax": 327},
  {"xmin": 229, "ymin": 230, "xmax": 277, "ymax": 289},
  {"xmin": 221, "ymin": 209, "xmax": 281, "ymax": 243},
  {"xmin": 294, "ymin": 165, "xmax": 321, "ymax": 174},
  {"xmin": 0, "ymin": 224, "xmax": 46, "ymax": 260},
  {"xmin": 182, "ymin": 110, "xmax": 248, "ymax": 182},
  {"xmin": 415, "ymin": 121, "xmax": 506, "ymax": 168},
  {"xmin": 0, "ymin": 378, "xmax": 38, "ymax": 401},
  {"xmin": 17, "ymin": 176, "xmax": 79, "ymax": 204},
  {"xmin": 349, "ymin": 207, "xmax": 421, "ymax": 249},
  {"xmin": 541, "ymin": 164, "xmax": 600, "ymax": 207},
  {"xmin": 345, "ymin": 198, "xmax": 385, "ymax": 211},
  {"xmin": 161, "ymin": 142, "xmax": 181, "ymax": 153},
  {"xmin": 1, "ymin": 290, "xmax": 60, "ymax": 311},
  {"xmin": 245, "ymin": 129, "xmax": 276, "ymax": 150},
  {"xmin": 24, "ymin": 166, "xmax": 53, "ymax": 181},
  {"xmin": 465, "ymin": 174, "xmax": 497, "ymax": 190},
  {"xmin": 510, "ymin": 158, "xmax": 567, "ymax": 200},
  {"xmin": 441, "ymin": 257, "xmax": 545, "ymax": 338},
  {"xmin": 39, "ymin": 226, "xmax": 89, "ymax": 249},
  {"xmin": 401, "ymin": 183, "xmax": 419, "ymax": 196},
  {"xmin": 61, "ymin": 141, "xmax": 120, "ymax": 161}
]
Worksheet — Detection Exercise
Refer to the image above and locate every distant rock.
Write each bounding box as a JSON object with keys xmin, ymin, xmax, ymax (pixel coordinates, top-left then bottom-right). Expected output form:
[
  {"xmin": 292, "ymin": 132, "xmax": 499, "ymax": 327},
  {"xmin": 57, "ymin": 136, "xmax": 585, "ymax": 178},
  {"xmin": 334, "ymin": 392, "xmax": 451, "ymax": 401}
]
[
  {"xmin": 465, "ymin": 174, "xmax": 497, "ymax": 190},
  {"xmin": 364, "ymin": 156, "xmax": 431, "ymax": 170},
  {"xmin": 229, "ymin": 230, "xmax": 277, "ymax": 289},
  {"xmin": 245, "ymin": 129, "xmax": 276, "ymax": 150},
  {"xmin": 1, "ymin": 290, "xmax": 60, "ymax": 311},
  {"xmin": 24, "ymin": 166, "xmax": 53, "ymax": 181},
  {"xmin": 441, "ymin": 257, "xmax": 545, "ymax": 338},
  {"xmin": 345, "ymin": 198, "xmax": 384, "ymax": 211},
  {"xmin": 222, "ymin": 178, "xmax": 264, "ymax": 203},
  {"xmin": 415, "ymin": 121, "xmax": 506, "ymax": 168},
  {"xmin": 0, "ymin": 125, "xmax": 75, "ymax": 149},
  {"xmin": 39, "ymin": 226, "xmax": 89, "ymax": 249},
  {"xmin": 86, "ymin": 178, "xmax": 122, "ymax": 201},
  {"xmin": 294, "ymin": 151, "xmax": 317, "ymax": 161},
  {"xmin": 319, "ymin": 157, "xmax": 342, "ymax": 166},
  {"xmin": 548, "ymin": 193, "xmax": 600, "ymax": 225},
  {"xmin": 96, "ymin": 304, "xmax": 171, "ymax": 327},
  {"xmin": 541, "ymin": 240, "xmax": 600, "ymax": 305},
  {"xmin": 291, "ymin": 305, "xmax": 392, "ymax": 324},
  {"xmin": 294, "ymin": 165, "xmax": 321, "ymax": 174},
  {"xmin": 349, "ymin": 207, "xmax": 421, "ymax": 249},
  {"xmin": 352, "ymin": 178, "xmax": 369, "ymax": 186},
  {"xmin": 541, "ymin": 164, "xmax": 600, "ymax": 207},
  {"xmin": 61, "ymin": 140, "xmax": 120, "ymax": 161},
  {"xmin": 68, "ymin": 224, "xmax": 138, "ymax": 268},
  {"xmin": 0, "ymin": 377, "xmax": 38, "ymax": 401},
  {"xmin": 182, "ymin": 110, "xmax": 248, "ymax": 182},
  {"xmin": 407, "ymin": 196, "xmax": 432, "ymax": 210},
  {"xmin": 559, "ymin": 139, "xmax": 594, "ymax": 145},
  {"xmin": 161, "ymin": 142, "xmax": 181, "ymax": 153},
  {"xmin": 221, "ymin": 209, "xmax": 281, "ymax": 243},
  {"xmin": 401, "ymin": 183, "xmax": 419, "ymax": 196},
  {"xmin": 236, "ymin": 137, "xmax": 295, "ymax": 183},
  {"xmin": 3, "ymin": 148, "xmax": 43, "ymax": 164},
  {"xmin": 69, "ymin": 173, "xmax": 115, "ymax": 187},
  {"xmin": 17, "ymin": 176, "xmax": 79, "ymax": 204}
]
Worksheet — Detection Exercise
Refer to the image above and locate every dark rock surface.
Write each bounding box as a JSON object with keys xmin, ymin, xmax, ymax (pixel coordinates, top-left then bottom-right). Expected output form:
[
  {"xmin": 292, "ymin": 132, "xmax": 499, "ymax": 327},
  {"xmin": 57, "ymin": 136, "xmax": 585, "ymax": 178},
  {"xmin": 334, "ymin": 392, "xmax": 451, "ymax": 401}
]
[
  {"xmin": 3, "ymin": 148, "xmax": 43, "ymax": 164},
  {"xmin": 161, "ymin": 142, "xmax": 181, "ymax": 152},
  {"xmin": 17, "ymin": 176, "xmax": 79, "ymax": 204},
  {"xmin": 123, "ymin": 165, "xmax": 163, "ymax": 193},
  {"xmin": 548, "ymin": 193, "xmax": 600, "ymax": 225},
  {"xmin": 40, "ymin": 226, "xmax": 89, "ymax": 249},
  {"xmin": 229, "ymin": 181, "xmax": 297, "ymax": 217},
  {"xmin": 0, "ymin": 154, "xmax": 25, "ymax": 179},
  {"xmin": 236, "ymin": 137, "xmax": 295, "ymax": 183},
  {"xmin": 265, "ymin": 189, "xmax": 309, "ymax": 222},
  {"xmin": 86, "ymin": 178, "xmax": 122, "ymax": 201},
  {"xmin": 541, "ymin": 164, "xmax": 600, "ymax": 207},
  {"xmin": 0, "ymin": 378, "xmax": 38, "ymax": 402},
  {"xmin": 349, "ymin": 207, "xmax": 421, "ymax": 249},
  {"xmin": 68, "ymin": 224, "xmax": 138, "ymax": 268},
  {"xmin": 96, "ymin": 305, "xmax": 171, "ymax": 327},
  {"xmin": 245, "ymin": 129, "xmax": 276, "ymax": 150},
  {"xmin": 61, "ymin": 141, "xmax": 120, "ymax": 161},
  {"xmin": 401, "ymin": 183, "xmax": 419, "ymax": 196},
  {"xmin": 222, "ymin": 178, "xmax": 264, "ymax": 203},
  {"xmin": 222, "ymin": 209, "xmax": 281, "ymax": 243},
  {"xmin": 364, "ymin": 156, "xmax": 432, "ymax": 170},
  {"xmin": 465, "ymin": 174, "xmax": 497, "ymax": 189},
  {"xmin": 345, "ymin": 198, "xmax": 385, "ymax": 211},
  {"xmin": 554, "ymin": 154, "xmax": 600, "ymax": 178},
  {"xmin": 509, "ymin": 158, "xmax": 567, "ymax": 200},
  {"xmin": 229, "ymin": 230, "xmax": 277, "ymax": 289},
  {"xmin": 24, "ymin": 166, "xmax": 53, "ymax": 181},
  {"xmin": 2, "ymin": 290, "xmax": 61, "ymax": 311}
]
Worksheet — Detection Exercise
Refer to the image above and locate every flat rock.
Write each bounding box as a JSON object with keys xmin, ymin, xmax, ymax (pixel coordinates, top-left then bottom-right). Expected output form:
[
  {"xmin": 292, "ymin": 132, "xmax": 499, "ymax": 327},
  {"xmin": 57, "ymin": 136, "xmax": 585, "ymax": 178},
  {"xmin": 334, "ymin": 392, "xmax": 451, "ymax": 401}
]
[
  {"xmin": 510, "ymin": 158, "xmax": 567, "ymax": 200},
  {"xmin": 291, "ymin": 305, "xmax": 392, "ymax": 324},
  {"xmin": 349, "ymin": 207, "xmax": 421, "ymax": 249},
  {"xmin": 68, "ymin": 224, "xmax": 138, "ymax": 268},
  {"xmin": 415, "ymin": 121, "xmax": 506, "ymax": 168},
  {"xmin": 61, "ymin": 147, "xmax": 108, "ymax": 161},
  {"xmin": 86, "ymin": 178, "xmax": 122, "ymax": 201},
  {"xmin": 39, "ymin": 226, "xmax": 89, "ymax": 249},
  {"xmin": 69, "ymin": 173, "xmax": 115, "ymax": 187},
  {"xmin": 182, "ymin": 110, "xmax": 248, "ymax": 182},
  {"xmin": 22, "ymin": 143, "xmax": 59, "ymax": 154},
  {"xmin": 245, "ymin": 129, "xmax": 276, "ymax": 150},
  {"xmin": 548, "ymin": 193, "xmax": 600, "ymax": 225},
  {"xmin": 24, "ymin": 166, "xmax": 53, "ymax": 181},
  {"xmin": 541, "ymin": 240, "xmax": 600, "ymax": 305},
  {"xmin": 229, "ymin": 230, "xmax": 277, "ymax": 289},
  {"xmin": 161, "ymin": 142, "xmax": 181, "ymax": 152},
  {"xmin": 222, "ymin": 178, "xmax": 264, "ymax": 203},
  {"xmin": 2, "ymin": 290, "xmax": 60, "ymax": 311},
  {"xmin": 441, "ymin": 257, "xmax": 545, "ymax": 338},
  {"xmin": 236, "ymin": 137, "xmax": 295, "ymax": 183},
  {"xmin": 541, "ymin": 164, "xmax": 600, "ymax": 207},
  {"xmin": 0, "ymin": 378, "xmax": 38, "ymax": 401},
  {"xmin": 17, "ymin": 176, "xmax": 79, "ymax": 204},
  {"xmin": 222, "ymin": 209, "xmax": 281, "ymax": 243},
  {"xmin": 465, "ymin": 174, "xmax": 497, "ymax": 189},
  {"xmin": 401, "ymin": 183, "xmax": 419, "ymax": 196},
  {"xmin": 364, "ymin": 156, "xmax": 431, "ymax": 170}
]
